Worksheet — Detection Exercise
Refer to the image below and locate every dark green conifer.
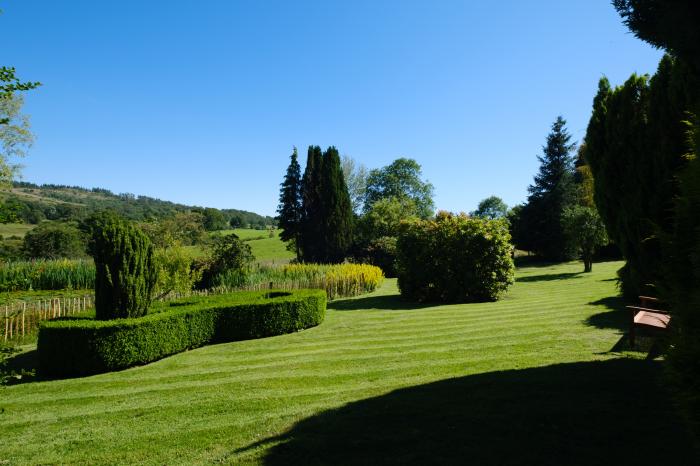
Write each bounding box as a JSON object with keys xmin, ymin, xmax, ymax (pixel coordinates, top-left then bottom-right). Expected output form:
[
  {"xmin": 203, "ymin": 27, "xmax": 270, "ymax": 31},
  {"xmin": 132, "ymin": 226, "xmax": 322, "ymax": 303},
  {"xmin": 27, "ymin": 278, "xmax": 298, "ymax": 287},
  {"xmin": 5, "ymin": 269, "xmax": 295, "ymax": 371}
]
[
  {"xmin": 277, "ymin": 147, "xmax": 303, "ymax": 261},
  {"xmin": 89, "ymin": 212, "xmax": 157, "ymax": 320},
  {"xmin": 318, "ymin": 146, "xmax": 354, "ymax": 263}
]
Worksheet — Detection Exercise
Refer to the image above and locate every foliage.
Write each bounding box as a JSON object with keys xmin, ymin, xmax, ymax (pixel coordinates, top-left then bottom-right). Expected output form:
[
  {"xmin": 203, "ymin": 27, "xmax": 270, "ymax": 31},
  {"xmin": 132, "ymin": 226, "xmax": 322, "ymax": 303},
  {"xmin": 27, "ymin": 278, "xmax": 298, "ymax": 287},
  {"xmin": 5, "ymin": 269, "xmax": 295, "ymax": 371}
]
[
  {"xmin": 396, "ymin": 212, "xmax": 514, "ymax": 303},
  {"xmin": 341, "ymin": 154, "xmax": 369, "ymax": 214},
  {"xmin": 0, "ymin": 94, "xmax": 34, "ymax": 186},
  {"xmin": 21, "ymin": 221, "xmax": 87, "ymax": 259},
  {"xmin": 210, "ymin": 262, "xmax": 384, "ymax": 300},
  {"xmin": 0, "ymin": 258, "xmax": 95, "ymax": 292},
  {"xmin": 4, "ymin": 263, "xmax": 699, "ymax": 464},
  {"xmin": 198, "ymin": 233, "xmax": 254, "ymax": 289},
  {"xmin": 89, "ymin": 213, "xmax": 157, "ymax": 320},
  {"xmin": 277, "ymin": 147, "xmax": 303, "ymax": 260},
  {"xmin": 0, "ymin": 66, "xmax": 40, "ymax": 126},
  {"xmin": 516, "ymin": 116, "xmax": 577, "ymax": 261},
  {"xmin": 8, "ymin": 181, "xmax": 275, "ymax": 227},
  {"xmin": 470, "ymin": 196, "xmax": 508, "ymax": 220},
  {"xmin": 298, "ymin": 146, "xmax": 354, "ymax": 263},
  {"xmin": 352, "ymin": 196, "xmax": 419, "ymax": 276},
  {"xmin": 199, "ymin": 207, "xmax": 228, "ymax": 231},
  {"xmin": 612, "ymin": 0, "xmax": 700, "ymax": 429},
  {"xmin": 37, "ymin": 289, "xmax": 327, "ymax": 377},
  {"xmin": 584, "ymin": 55, "xmax": 695, "ymax": 297},
  {"xmin": 153, "ymin": 244, "xmax": 201, "ymax": 298},
  {"xmin": 364, "ymin": 158, "xmax": 434, "ymax": 219},
  {"xmin": 561, "ymin": 206, "xmax": 608, "ymax": 273}
]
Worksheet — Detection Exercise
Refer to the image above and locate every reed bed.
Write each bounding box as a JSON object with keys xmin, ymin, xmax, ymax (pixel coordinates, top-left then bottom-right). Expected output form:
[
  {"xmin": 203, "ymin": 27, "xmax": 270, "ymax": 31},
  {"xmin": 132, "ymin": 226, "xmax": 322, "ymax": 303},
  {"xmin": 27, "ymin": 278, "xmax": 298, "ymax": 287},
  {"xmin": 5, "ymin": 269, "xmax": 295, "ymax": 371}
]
[
  {"xmin": 0, "ymin": 259, "xmax": 96, "ymax": 292},
  {"xmin": 213, "ymin": 263, "xmax": 384, "ymax": 300}
]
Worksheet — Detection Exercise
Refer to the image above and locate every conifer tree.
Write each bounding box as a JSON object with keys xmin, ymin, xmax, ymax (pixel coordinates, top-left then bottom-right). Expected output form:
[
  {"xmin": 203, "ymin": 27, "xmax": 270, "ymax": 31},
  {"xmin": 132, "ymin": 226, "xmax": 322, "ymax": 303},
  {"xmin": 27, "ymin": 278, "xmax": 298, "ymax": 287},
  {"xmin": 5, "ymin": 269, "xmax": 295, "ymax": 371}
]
[
  {"xmin": 88, "ymin": 212, "xmax": 157, "ymax": 320},
  {"xmin": 318, "ymin": 146, "xmax": 353, "ymax": 263},
  {"xmin": 277, "ymin": 147, "xmax": 303, "ymax": 261},
  {"xmin": 300, "ymin": 146, "xmax": 324, "ymax": 262},
  {"xmin": 522, "ymin": 116, "xmax": 577, "ymax": 261}
]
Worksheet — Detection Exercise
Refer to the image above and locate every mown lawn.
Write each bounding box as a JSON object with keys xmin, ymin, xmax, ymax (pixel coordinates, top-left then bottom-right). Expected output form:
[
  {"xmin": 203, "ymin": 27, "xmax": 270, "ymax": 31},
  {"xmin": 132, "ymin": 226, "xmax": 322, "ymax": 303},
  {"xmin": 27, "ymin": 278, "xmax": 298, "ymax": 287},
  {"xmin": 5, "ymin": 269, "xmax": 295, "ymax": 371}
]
[{"xmin": 0, "ymin": 261, "xmax": 697, "ymax": 465}]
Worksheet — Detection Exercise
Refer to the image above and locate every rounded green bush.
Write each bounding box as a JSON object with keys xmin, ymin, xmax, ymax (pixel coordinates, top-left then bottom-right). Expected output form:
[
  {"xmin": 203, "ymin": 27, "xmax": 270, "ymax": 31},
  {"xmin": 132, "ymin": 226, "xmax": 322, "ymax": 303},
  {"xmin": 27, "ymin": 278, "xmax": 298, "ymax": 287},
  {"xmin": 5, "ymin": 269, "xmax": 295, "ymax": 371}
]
[
  {"xmin": 396, "ymin": 212, "xmax": 515, "ymax": 303},
  {"xmin": 37, "ymin": 289, "xmax": 326, "ymax": 377}
]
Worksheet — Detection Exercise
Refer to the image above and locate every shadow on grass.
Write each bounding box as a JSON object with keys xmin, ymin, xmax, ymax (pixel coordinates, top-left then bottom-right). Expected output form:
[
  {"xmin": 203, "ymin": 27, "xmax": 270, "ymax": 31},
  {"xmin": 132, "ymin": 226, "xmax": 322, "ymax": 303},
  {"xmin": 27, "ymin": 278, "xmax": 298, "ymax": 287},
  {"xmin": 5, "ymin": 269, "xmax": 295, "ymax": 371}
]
[
  {"xmin": 240, "ymin": 359, "xmax": 697, "ymax": 465},
  {"xmin": 515, "ymin": 272, "xmax": 583, "ymax": 283},
  {"xmin": 1, "ymin": 348, "xmax": 39, "ymax": 385},
  {"xmin": 586, "ymin": 296, "xmax": 627, "ymax": 331},
  {"xmin": 328, "ymin": 294, "xmax": 433, "ymax": 312}
]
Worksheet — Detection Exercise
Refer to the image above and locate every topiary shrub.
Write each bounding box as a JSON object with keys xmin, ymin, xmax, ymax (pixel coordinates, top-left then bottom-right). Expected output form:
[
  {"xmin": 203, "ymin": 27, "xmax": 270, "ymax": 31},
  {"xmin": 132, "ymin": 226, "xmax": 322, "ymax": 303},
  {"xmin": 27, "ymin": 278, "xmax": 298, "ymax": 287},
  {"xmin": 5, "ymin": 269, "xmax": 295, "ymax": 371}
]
[
  {"xmin": 88, "ymin": 212, "xmax": 157, "ymax": 320},
  {"xmin": 37, "ymin": 289, "xmax": 326, "ymax": 377},
  {"xmin": 396, "ymin": 212, "xmax": 515, "ymax": 303}
]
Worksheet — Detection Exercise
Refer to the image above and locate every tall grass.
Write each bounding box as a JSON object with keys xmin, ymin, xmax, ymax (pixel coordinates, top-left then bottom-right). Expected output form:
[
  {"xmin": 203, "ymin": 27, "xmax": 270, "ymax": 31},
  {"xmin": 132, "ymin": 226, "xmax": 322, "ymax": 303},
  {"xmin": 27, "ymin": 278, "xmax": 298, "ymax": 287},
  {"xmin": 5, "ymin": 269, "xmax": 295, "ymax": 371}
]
[
  {"xmin": 0, "ymin": 259, "xmax": 96, "ymax": 292},
  {"xmin": 212, "ymin": 263, "xmax": 384, "ymax": 299}
]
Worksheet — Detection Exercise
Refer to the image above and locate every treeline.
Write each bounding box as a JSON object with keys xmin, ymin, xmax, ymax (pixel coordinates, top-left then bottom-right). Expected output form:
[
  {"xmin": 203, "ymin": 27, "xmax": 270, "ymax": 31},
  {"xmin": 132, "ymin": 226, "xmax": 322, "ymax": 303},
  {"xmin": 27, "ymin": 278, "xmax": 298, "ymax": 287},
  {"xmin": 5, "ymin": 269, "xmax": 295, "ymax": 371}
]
[
  {"xmin": 3, "ymin": 181, "xmax": 274, "ymax": 228},
  {"xmin": 278, "ymin": 147, "xmax": 434, "ymax": 272}
]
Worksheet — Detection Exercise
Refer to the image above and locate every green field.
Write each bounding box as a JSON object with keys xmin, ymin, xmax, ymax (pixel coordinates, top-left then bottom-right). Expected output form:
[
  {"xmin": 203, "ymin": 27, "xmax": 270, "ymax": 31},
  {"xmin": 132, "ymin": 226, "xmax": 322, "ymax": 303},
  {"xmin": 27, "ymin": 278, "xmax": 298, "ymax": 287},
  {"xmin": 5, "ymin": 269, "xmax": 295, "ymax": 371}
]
[
  {"xmin": 214, "ymin": 228, "xmax": 295, "ymax": 263},
  {"xmin": 0, "ymin": 223, "xmax": 35, "ymax": 239},
  {"xmin": 0, "ymin": 261, "xmax": 697, "ymax": 465}
]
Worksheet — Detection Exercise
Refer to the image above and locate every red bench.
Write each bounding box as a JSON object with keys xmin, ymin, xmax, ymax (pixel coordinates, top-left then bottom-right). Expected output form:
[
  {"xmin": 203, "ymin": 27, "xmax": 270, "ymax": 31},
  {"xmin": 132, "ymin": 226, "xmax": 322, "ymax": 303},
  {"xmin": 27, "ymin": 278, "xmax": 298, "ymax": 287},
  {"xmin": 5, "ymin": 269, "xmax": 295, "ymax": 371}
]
[{"xmin": 626, "ymin": 296, "xmax": 670, "ymax": 347}]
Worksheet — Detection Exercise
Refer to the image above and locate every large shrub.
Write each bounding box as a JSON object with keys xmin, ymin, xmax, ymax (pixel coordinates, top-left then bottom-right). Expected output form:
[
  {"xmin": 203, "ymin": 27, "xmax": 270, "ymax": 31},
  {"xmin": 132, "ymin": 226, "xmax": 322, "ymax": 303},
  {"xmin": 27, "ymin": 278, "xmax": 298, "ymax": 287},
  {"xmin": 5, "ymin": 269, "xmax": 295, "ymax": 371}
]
[
  {"xmin": 198, "ymin": 233, "xmax": 254, "ymax": 289},
  {"xmin": 37, "ymin": 289, "xmax": 326, "ymax": 377},
  {"xmin": 21, "ymin": 222, "xmax": 87, "ymax": 259},
  {"xmin": 89, "ymin": 213, "xmax": 157, "ymax": 320},
  {"xmin": 396, "ymin": 212, "xmax": 514, "ymax": 303}
]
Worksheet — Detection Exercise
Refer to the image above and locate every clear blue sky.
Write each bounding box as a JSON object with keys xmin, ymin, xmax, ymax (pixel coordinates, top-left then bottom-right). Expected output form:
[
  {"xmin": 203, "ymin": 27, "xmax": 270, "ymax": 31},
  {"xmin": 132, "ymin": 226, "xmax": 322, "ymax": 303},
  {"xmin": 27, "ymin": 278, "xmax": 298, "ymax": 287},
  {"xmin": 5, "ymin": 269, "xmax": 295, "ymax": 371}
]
[{"xmin": 4, "ymin": 0, "xmax": 661, "ymax": 216}]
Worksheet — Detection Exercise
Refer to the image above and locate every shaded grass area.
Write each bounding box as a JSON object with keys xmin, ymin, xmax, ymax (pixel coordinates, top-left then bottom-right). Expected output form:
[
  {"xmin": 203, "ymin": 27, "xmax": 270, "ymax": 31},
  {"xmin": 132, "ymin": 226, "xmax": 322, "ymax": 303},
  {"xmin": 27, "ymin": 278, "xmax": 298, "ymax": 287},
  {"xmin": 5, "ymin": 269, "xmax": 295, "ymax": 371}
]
[
  {"xmin": 0, "ymin": 261, "xmax": 696, "ymax": 464},
  {"xmin": 261, "ymin": 359, "xmax": 695, "ymax": 465}
]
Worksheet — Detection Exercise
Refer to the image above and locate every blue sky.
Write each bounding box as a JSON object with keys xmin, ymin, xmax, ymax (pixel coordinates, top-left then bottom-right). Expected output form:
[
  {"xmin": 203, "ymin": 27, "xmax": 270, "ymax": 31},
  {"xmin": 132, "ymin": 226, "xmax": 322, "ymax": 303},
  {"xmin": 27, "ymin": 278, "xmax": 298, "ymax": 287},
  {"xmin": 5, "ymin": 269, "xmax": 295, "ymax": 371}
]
[{"xmin": 3, "ymin": 0, "xmax": 661, "ymax": 216}]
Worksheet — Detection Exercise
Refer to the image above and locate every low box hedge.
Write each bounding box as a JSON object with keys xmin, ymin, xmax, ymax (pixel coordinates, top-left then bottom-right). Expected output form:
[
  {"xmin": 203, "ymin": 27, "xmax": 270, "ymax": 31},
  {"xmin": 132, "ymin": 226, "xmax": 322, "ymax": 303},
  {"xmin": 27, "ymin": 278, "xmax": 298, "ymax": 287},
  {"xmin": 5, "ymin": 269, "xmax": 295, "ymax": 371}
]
[{"xmin": 37, "ymin": 289, "xmax": 326, "ymax": 377}]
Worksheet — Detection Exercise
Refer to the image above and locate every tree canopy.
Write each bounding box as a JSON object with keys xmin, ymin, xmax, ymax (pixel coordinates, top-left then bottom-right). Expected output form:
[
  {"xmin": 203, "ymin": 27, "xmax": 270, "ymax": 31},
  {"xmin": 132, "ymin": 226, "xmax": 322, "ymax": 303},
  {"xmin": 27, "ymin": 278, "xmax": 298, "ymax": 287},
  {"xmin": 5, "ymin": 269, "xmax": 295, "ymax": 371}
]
[{"xmin": 364, "ymin": 158, "xmax": 434, "ymax": 219}]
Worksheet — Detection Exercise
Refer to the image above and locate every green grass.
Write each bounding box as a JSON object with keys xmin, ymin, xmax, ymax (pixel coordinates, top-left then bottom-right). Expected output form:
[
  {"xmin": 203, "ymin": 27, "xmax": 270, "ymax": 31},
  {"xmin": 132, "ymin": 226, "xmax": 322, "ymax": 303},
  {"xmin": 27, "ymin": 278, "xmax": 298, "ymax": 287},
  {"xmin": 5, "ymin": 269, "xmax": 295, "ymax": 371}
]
[
  {"xmin": 0, "ymin": 261, "xmax": 697, "ymax": 465},
  {"xmin": 208, "ymin": 228, "xmax": 295, "ymax": 263},
  {"xmin": 0, "ymin": 223, "xmax": 35, "ymax": 239}
]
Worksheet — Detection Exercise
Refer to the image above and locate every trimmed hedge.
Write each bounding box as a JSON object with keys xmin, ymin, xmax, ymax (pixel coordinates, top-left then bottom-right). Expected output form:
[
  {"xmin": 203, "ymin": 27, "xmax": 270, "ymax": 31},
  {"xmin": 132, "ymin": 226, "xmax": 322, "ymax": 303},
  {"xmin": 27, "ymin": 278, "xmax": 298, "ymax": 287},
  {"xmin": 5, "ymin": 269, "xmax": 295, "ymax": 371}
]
[{"xmin": 37, "ymin": 289, "xmax": 326, "ymax": 377}]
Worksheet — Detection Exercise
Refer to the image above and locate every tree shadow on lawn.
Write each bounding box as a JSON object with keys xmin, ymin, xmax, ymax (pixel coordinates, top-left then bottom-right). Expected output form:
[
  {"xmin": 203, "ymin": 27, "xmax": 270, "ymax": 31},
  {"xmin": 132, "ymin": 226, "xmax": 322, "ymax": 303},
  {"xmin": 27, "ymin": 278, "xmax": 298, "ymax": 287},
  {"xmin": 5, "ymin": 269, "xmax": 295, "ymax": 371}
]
[
  {"xmin": 239, "ymin": 359, "xmax": 697, "ymax": 465},
  {"xmin": 515, "ymin": 272, "xmax": 583, "ymax": 283},
  {"xmin": 586, "ymin": 297, "xmax": 667, "ymax": 358},
  {"xmin": 586, "ymin": 296, "xmax": 627, "ymax": 331},
  {"xmin": 329, "ymin": 294, "xmax": 434, "ymax": 312}
]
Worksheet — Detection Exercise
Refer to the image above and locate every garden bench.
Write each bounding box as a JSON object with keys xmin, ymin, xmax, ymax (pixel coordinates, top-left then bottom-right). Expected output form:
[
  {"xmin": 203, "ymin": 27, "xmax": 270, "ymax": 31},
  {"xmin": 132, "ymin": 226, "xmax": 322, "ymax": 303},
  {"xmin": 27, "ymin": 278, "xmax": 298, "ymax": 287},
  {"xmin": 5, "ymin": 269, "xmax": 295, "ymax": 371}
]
[{"xmin": 626, "ymin": 296, "xmax": 670, "ymax": 347}]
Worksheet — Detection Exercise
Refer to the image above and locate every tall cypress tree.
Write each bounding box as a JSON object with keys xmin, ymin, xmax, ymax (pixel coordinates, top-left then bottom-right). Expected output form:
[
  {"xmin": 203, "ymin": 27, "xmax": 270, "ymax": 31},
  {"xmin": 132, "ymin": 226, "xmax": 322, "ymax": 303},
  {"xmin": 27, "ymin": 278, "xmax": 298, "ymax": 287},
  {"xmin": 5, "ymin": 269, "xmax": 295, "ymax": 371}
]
[
  {"xmin": 277, "ymin": 147, "xmax": 303, "ymax": 261},
  {"xmin": 318, "ymin": 146, "xmax": 353, "ymax": 263},
  {"xmin": 300, "ymin": 145, "xmax": 324, "ymax": 262},
  {"xmin": 584, "ymin": 55, "xmax": 694, "ymax": 297},
  {"xmin": 523, "ymin": 116, "xmax": 577, "ymax": 261}
]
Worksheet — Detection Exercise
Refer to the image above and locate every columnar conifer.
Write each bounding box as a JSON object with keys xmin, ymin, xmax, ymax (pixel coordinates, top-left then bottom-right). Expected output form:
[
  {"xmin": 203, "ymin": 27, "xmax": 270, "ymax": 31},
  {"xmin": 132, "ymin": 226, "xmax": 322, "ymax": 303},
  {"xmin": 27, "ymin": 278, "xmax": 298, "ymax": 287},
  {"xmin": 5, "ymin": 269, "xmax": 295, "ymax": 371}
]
[{"xmin": 90, "ymin": 212, "xmax": 157, "ymax": 320}]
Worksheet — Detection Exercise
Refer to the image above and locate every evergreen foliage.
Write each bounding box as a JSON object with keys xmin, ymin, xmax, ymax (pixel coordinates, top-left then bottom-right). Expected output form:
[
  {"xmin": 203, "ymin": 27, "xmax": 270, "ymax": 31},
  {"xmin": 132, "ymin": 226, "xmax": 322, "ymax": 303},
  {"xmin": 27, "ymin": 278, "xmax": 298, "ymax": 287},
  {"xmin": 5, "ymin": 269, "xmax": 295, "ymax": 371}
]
[
  {"xmin": 38, "ymin": 289, "xmax": 327, "ymax": 377},
  {"xmin": 612, "ymin": 0, "xmax": 700, "ymax": 426},
  {"xmin": 89, "ymin": 212, "xmax": 157, "ymax": 320},
  {"xmin": 277, "ymin": 147, "xmax": 303, "ymax": 260},
  {"xmin": 584, "ymin": 56, "xmax": 694, "ymax": 297},
  {"xmin": 318, "ymin": 146, "xmax": 354, "ymax": 263},
  {"xmin": 515, "ymin": 117, "xmax": 577, "ymax": 261},
  {"xmin": 296, "ymin": 145, "xmax": 353, "ymax": 263},
  {"xmin": 300, "ymin": 146, "xmax": 324, "ymax": 262}
]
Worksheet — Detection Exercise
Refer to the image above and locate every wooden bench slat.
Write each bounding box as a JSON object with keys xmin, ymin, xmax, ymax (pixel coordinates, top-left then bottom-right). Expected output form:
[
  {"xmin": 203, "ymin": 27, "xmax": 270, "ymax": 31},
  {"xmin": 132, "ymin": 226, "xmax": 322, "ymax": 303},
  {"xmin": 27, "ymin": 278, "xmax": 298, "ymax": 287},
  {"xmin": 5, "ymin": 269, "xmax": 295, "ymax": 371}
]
[{"xmin": 633, "ymin": 310, "xmax": 670, "ymax": 329}]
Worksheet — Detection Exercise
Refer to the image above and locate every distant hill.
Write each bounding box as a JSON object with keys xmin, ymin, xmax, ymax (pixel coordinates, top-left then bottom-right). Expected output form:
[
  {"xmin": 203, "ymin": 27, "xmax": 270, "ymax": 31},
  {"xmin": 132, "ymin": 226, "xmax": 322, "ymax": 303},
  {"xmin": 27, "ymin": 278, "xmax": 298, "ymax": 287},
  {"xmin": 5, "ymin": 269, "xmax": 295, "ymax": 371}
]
[{"xmin": 0, "ymin": 182, "xmax": 275, "ymax": 227}]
